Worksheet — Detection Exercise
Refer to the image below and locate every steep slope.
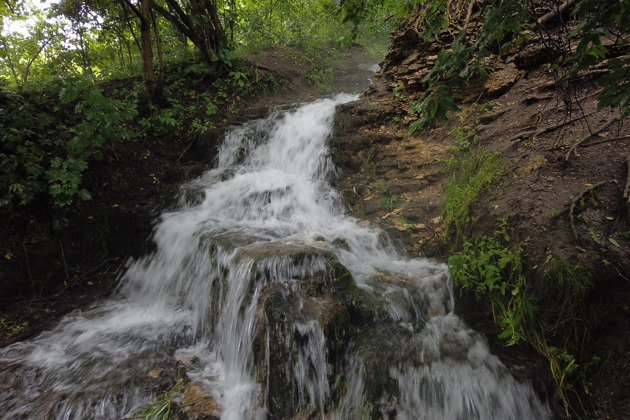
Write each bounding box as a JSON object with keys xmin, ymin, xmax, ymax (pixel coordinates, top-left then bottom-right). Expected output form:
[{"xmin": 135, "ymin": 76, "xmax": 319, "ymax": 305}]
[{"xmin": 331, "ymin": 5, "xmax": 630, "ymax": 419}]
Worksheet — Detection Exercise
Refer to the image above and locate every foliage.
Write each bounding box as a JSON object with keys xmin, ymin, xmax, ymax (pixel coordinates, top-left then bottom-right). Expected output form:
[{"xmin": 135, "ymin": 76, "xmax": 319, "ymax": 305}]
[
  {"xmin": 46, "ymin": 75, "xmax": 138, "ymax": 205},
  {"xmin": 448, "ymin": 219, "xmax": 535, "ymax": 346},
  {"xmin": 448, "ymin": 223, "xmax": 597, "ymax": 416},
  {"xmin": 0, "ymin": 75, "xmax": 137, "ymax": 211},
  {"xmin": 407, "ymin": 85, "xmax": 460, "ymax": 135},
  {"xmin": 568, "ymin": 0, "xmax": 630, "ymax": 120},
  {"xmin": 1, "ymin": 88, "xmax": 56, "ymax": 210},
  {"xmin": 0, "ymin": 316, "xmax": 29, "ymax": 338},
  {"xmin": 442, "ymin": 147, "xmax": 503, "ymax": 238},
  {"xmin": 405, "ymin": 0, "xmax": 530, "ymax": 130}
]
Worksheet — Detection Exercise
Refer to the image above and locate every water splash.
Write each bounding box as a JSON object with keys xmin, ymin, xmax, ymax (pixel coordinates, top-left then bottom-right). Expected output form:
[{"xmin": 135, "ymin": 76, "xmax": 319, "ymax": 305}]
[{"xmin": 0, "ymin": 93, "xmax": 550, "ymax": 420}]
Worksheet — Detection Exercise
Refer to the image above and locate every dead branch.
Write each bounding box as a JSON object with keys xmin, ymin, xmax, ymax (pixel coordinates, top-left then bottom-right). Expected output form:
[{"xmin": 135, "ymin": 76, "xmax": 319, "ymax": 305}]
[
  {"xmin": 461, "ymin": 0, "xmax": 475, "ymax": 34},
  {"xmin": 533, "ymin": 0, "xmax": 578, "ymax": 30},
  {"xmin": 569, "ymin": 181, "xmax": 610, "ymax": 240}
]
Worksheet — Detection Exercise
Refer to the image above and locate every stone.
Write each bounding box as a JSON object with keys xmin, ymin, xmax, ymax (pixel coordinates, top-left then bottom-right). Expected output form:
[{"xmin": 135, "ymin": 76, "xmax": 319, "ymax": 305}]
[{"xmin": 182, "ymin": 385, "xmax": 221, "ymax": 420}]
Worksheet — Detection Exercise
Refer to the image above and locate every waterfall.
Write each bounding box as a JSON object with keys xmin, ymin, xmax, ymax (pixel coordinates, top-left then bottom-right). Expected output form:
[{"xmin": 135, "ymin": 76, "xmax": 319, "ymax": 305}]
[{"xmin": 0, "ymin": 94, "xmax": 551, "ymax": 420}]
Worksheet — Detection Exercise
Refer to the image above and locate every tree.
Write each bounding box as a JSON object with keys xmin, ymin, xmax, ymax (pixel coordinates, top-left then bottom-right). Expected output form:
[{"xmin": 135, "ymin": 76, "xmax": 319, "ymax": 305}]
[
  {"xmin": 151, "ymin": 0, "xmax": 226, "ymax": 66},
  {"xmin": 0, "ymin": 10, "xmax": 60, "ymax": 87}
]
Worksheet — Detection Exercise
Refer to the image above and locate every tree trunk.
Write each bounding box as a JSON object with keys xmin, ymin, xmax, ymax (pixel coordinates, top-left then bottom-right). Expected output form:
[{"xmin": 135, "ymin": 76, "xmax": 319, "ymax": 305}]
[
  {"xmin": 140, "ymin": 0, "xmax": 156, "ymax": 95},
  {"xmin": 151, "ymin": 7, "xmax": 165, "ymax": 98}
]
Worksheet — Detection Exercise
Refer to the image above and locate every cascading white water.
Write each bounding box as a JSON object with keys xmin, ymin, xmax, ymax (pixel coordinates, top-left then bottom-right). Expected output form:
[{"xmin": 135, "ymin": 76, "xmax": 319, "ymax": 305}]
[{"xmin": 0, "ymin": 93, "xmax": 551, "ymax": 420}]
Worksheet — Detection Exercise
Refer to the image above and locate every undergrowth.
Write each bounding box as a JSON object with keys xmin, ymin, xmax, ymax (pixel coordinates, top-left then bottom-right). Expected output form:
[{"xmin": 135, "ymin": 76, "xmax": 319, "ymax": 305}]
[
  {"xmin": 448, "ymin": 219, "xmax": 535, "ymax": 345},
  {"xmin": 448, "ymin": 222, "xmax": 597, "ymax": 417},
  {"xmin": 442, "ymin": 137, "xmax": 598, "ymax": 417}
]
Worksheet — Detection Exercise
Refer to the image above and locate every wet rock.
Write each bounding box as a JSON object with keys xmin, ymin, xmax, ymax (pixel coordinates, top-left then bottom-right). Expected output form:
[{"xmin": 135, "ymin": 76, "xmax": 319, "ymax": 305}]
[
  {"xmin": 194, "ymin": 127, "xmax": 231, "ymax": 163},
  {"xmin": 332, "ymin": 238, "xmax": 350, "ymax": 251},
  {"xmin": 402, "ymin": 198, "xmax": 439, "ymax": 223},
  {"xmin": 182, "ymin": 385, "xmax": 221, "ymax": 420},
  {"xmin": 384, "ymin": 180, "xmax": 418, "ymax": 195},
  {"xmin": 361, "ymin": 199, "xmax": 381, "ymax": 216},
  {"xmin": 385, "ymin": 227, "xmax": 414, "ymax": 247}
]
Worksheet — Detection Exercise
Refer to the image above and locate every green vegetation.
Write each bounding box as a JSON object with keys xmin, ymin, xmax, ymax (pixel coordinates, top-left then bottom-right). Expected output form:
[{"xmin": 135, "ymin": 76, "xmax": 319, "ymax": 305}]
[
  {"xmin": 379, "ymin": 194, "xmax": 403, "ymax": 211},
  {"xmin": 441, "ymin": 125, "xmax": 600, "ymax": 416},
  {"xmin": 133, "ymin": 379, "xmax": 183, "ymax": 420},
  {"xmin": 448, "ymin": 220, "xmax": 598, "ymax": 417},
  {"xmin": 391, "ymin": 0, "xmax": 630, "ymax": 130},
  {"xmin": 442, "ymin": 147, "xmax": 503, "ymax": 238},
  {"xmin": 0, "ymin": 316, "xmax": 29, "ymax": 338},
  {"xmin": 448, "ymin": 219, "xmax": 534, "ymax": 346}
]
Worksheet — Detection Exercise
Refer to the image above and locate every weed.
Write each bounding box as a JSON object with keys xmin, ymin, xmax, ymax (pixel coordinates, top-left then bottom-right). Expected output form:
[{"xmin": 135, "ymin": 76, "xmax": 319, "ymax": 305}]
[
  {"xmin": 450, "ymin": 126, "xmax": 475, "ymax": 151},
  {"xmin": 448, "ymin": 219, "xmax": 535, "ymax": 346},
  {"xmin": 480, "ymin": 101, "xmax": 495, "ymax": 113},
  {"xmin": 133, "ymin": 379, "xmax": 183, "ymax": 420},
  {"xmin": 393, "ymin": 86, "xmax": 406, "ymax": 102},
  {"xmin": 379, "ymin": 194, "xmax": 403, "ymax": 211},
  {"xmin": 361, "ymin": 147, "xmax": 377, "ymax": 171},
  {"xmin": 0, "ymin": 317, "xmax": 29, "ymax": 337},
  {"xmin": 588, "ymin": 227, "xmax": 601, "ymax": 244}
]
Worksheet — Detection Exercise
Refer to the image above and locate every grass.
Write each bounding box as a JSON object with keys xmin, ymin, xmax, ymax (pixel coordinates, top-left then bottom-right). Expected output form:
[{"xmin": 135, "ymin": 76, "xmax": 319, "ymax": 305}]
[{"xmin": 442, "ymin": 147, "xmax": 503, "ymax": 239}]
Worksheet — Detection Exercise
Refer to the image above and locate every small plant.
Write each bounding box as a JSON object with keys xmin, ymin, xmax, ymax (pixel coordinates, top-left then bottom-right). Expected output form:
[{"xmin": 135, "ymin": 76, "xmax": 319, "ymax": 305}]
[
  {"xmin": 481, "ymin": 101, "xmax": 495, "ymax": 113},
  {"xmin": 442, "ymin": 148, "xmax": 503, "ymax": 238},
  {"xmin": 0, "ymin": 317, "xmax": 29, "ymax": 337},
  {"xmin": 379, "ymin": 194, "xmax": 403, "ymax": 211},
  {"xmin": 588, "ymin": 227, "xmax": 601, "ymax": 244},
  {"xmin": 392, "ymin": 85, "xmax": 406, "ymax": 102},
  {"xmin": 361, "ymin": 147, "xmax": 377, "ymax": 171},
  {"xmin": 448, "ymin": 219, "xmax": 535, "ymax": 346},
  {"xmin": 450, "ymin": 126, "xmax": 475, "ymax": 151},
  {"xmin": 133, "ymin": 379, "xmax": 183, "ymax": 420},
  {"xmin": 407, "ymin": 85, "xmax": 461, "ymax": 135}
]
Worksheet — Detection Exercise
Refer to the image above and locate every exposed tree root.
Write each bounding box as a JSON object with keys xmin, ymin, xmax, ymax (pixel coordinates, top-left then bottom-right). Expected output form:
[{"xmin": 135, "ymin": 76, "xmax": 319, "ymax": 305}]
[
  {"xmin": 565, "ymin": 117, "xmax": 619, "ymax": 160},
  {"xmin": 509, "ymin": 110, "xmax": 597, "ymax": 142}
]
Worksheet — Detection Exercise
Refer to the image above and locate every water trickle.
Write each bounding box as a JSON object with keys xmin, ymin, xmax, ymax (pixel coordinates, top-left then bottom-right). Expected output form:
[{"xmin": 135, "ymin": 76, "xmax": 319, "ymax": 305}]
[{"xmin": 0, "ymin": 94, "xmax": 550, "ymax": 419}]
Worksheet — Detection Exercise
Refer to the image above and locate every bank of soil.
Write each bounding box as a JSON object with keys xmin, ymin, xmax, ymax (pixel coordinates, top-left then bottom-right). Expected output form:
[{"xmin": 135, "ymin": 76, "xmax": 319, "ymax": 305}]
[{"xmin": 330, "ymin": 13, "xmax": 630, "ymax": 420}]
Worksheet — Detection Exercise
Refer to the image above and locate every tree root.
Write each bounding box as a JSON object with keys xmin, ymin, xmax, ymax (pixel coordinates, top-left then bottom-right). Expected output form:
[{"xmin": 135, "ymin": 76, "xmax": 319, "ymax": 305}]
[
  {"xmin": 565, "ymin": 117, "xmax": 620, "ymax": 161},
  {"xmin": 569, "ymin": 181, "xmax": 611, "ymax": 240},
  {"xmin": 509, "ymin": 111, "xmax": 597, "ymax": 142}
]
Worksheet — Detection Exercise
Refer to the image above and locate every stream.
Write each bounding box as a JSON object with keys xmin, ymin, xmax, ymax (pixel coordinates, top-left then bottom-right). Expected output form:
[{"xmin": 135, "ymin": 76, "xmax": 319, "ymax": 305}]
[{"xmin": 0, "ymin": 88, "xmax": 551, "ymax": 419}]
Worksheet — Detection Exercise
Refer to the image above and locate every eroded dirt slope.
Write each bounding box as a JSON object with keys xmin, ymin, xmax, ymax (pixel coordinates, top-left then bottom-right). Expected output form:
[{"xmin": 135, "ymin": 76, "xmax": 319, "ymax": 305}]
[{"xmin": 331, "ymin": 12, "xmax": 630, "ymax": 420}]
